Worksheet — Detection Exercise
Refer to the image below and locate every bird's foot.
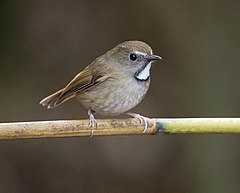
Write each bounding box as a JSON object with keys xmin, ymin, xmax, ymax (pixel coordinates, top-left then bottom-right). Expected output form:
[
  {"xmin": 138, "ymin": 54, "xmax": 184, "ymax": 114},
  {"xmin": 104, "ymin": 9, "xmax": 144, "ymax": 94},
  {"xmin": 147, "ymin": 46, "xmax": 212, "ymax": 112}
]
[
  {"xmin": 127, "ymin": 112, "xmax": 151, "ymax": 133},
  {"xmin": 88, "ymin": 110, "xmax": 98, "ymax": 137}
]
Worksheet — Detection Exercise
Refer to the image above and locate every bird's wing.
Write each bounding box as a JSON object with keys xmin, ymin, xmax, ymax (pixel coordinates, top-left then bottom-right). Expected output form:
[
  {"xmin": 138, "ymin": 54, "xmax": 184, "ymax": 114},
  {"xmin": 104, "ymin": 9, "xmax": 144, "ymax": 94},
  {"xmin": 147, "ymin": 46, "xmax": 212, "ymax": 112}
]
[{"xmin": 54, "ymin": 66, "xmax": 110, "ymax": 106}]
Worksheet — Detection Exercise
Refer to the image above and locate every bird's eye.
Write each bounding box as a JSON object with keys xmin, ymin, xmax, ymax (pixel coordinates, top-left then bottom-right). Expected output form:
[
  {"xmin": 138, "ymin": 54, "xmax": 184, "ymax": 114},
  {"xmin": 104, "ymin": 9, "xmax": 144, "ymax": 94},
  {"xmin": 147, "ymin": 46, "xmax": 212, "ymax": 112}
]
[{"xmin": 129, "ymin": 53, "xmax": 137, "ymax": 61}]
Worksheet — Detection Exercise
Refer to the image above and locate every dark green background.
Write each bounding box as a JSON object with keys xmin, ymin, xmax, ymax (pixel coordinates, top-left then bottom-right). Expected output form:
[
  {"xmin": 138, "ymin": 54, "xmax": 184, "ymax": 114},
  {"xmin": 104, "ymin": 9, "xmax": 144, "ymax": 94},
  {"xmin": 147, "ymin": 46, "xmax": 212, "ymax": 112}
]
[{"xmin": 0, "ymin": 0, "xmax": 240, "ymax": 192}]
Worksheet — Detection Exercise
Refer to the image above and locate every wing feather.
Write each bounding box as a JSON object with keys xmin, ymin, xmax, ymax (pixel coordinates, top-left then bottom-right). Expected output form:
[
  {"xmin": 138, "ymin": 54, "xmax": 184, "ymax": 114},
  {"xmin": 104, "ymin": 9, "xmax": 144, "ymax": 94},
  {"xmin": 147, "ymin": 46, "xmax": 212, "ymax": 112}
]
[
  {"xmin": 40, "ymin": 56, "xmax": 116, "ymax": 108},
  {"xmin": 53, "ymin": 66, "xmax": 110, "ymax": 106}
]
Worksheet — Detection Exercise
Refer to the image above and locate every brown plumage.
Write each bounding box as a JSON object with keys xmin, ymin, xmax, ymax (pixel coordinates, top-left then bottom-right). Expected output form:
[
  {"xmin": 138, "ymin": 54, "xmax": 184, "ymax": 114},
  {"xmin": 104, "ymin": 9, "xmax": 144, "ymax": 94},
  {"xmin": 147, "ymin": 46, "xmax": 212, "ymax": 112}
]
[{"xmin": 40, "ymin": 40, "xmax": 161, "ymax": 134}]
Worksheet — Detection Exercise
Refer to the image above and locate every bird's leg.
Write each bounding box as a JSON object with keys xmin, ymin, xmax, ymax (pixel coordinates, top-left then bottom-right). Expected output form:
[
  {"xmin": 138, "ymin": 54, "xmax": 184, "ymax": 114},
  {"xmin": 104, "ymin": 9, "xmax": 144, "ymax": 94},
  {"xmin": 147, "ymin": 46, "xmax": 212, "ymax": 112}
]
[
  {"xmin": 88, "ymin": 110, "xmax": 98, "ymax": 137},
  {"xmin": 127, "ymin": 112, "xmax": 151, "ymax": 133}
]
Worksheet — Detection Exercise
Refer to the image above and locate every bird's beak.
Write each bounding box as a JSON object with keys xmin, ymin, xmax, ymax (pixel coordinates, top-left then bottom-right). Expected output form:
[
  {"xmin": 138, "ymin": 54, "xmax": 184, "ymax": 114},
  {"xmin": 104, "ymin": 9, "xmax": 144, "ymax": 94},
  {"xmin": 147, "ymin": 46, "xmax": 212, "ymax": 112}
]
[{"xmin": 145, "ymin": 54, "xmax": 162, "ymax": 61}]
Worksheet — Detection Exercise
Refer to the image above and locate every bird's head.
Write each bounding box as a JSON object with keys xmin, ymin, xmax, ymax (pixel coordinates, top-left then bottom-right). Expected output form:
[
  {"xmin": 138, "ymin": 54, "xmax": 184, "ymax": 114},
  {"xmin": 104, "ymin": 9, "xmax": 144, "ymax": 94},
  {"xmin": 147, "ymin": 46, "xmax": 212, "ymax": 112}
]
[{"xmin": 109, "ymin": 40, "xmax": 162, "ymax": 81}]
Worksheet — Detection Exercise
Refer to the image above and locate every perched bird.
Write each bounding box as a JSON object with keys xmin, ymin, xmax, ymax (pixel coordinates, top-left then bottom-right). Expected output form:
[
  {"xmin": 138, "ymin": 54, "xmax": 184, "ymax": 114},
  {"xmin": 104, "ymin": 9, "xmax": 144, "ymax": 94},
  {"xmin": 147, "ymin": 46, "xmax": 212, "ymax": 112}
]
[{"xmin": 40, "ymin": 40, "xmax": 162, "ymax": 135}]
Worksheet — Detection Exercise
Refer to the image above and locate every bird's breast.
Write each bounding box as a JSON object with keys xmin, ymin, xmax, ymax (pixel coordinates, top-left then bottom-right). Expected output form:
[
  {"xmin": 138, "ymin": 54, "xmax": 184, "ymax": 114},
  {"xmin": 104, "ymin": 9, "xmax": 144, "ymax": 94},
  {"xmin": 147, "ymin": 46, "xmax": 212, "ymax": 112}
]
[{"xmin": 76, "ymin": 76, "xmax": 150, "ymax": 115}]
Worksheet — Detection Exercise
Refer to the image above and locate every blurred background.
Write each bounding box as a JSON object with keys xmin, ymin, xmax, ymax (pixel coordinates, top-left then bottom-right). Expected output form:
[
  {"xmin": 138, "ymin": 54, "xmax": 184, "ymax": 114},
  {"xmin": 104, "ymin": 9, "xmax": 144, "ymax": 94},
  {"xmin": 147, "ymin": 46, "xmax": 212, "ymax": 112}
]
[{"xmin": 0, "ymin": 0, "xmax": 240, "ymax": 192}]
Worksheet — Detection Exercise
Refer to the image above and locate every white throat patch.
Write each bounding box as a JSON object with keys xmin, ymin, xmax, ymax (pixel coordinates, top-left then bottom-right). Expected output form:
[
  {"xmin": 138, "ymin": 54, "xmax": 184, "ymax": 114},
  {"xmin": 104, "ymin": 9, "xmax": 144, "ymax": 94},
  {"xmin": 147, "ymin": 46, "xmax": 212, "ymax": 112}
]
[{"xmin": 136, "ymin": 63, "xmax": 151, "ymax": 80}]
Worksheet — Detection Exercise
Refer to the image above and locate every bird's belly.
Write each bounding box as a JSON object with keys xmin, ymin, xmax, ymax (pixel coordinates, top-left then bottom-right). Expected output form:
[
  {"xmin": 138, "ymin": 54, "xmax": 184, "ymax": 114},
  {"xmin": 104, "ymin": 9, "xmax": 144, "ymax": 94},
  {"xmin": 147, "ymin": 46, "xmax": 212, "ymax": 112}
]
[{"xmin": 76, "ymin": 79, "xmax": 150, "ymax": 115}]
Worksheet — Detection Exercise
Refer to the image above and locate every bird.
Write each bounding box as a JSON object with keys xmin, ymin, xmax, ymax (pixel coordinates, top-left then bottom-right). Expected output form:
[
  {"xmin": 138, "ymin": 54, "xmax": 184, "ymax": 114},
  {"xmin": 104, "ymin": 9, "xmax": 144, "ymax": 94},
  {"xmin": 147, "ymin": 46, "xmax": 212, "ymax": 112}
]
[{"xmin": 40, "ymin": 40, "xmax": 162, "ymax": 136}]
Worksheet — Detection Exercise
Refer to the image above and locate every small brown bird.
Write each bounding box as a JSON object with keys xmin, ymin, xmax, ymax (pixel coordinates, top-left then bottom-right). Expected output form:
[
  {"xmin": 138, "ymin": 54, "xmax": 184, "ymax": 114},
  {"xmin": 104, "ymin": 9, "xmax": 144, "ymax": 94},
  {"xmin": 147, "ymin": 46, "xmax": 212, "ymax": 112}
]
[{"xmin": 40, "ymin": 40, "xmax": 161, "ymax": 135}]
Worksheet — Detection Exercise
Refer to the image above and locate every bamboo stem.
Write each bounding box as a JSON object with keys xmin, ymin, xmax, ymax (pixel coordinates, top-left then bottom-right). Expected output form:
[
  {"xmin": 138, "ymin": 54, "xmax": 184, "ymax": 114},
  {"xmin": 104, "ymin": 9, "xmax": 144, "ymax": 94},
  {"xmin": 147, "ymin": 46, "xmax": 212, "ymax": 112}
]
[{"xmin": 0, "ymin": 118, "xmax": 240, "ymax": 140}]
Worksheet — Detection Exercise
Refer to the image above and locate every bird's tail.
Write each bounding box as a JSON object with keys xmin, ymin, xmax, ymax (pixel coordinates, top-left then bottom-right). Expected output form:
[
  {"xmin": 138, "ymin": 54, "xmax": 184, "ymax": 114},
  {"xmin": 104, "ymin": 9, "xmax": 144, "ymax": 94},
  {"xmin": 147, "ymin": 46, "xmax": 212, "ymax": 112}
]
[{"xmin": 39, "ymin": 89, "xmax": 74, "ymax": 109}]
